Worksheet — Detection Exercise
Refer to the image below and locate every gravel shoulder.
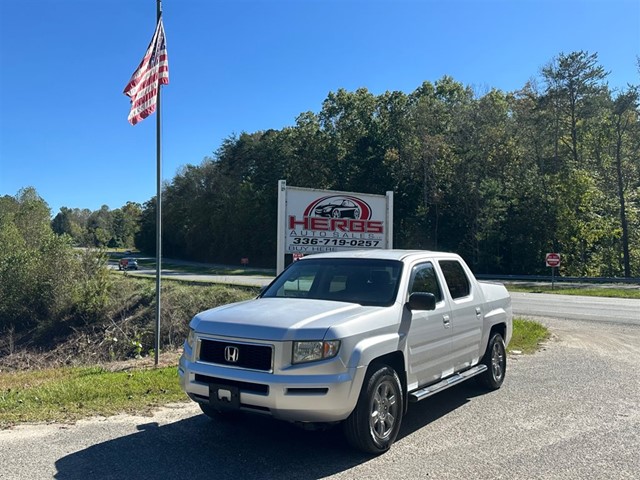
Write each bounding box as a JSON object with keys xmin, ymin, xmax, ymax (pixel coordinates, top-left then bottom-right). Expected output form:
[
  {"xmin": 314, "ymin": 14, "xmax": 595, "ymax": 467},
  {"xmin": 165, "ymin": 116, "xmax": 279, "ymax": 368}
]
[{"xmin": 1, "ymin": 319, "xmax": 639, "ymax": 480}]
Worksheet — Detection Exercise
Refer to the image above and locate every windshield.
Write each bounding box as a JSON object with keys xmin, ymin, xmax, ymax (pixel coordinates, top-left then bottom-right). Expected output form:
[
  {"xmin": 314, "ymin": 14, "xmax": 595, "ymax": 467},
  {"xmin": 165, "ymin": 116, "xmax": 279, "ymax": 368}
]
[{"xmin": 261, "ymin": 258, "xmax": 403, "ymax": 306}]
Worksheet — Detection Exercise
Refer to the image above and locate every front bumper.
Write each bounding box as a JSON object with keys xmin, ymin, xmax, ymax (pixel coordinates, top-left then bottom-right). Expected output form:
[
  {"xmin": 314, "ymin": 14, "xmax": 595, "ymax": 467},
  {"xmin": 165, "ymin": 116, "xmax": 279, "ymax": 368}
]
[{"xmin": 178, "ymin": 350, "xmax": 365, "ymax": 423}]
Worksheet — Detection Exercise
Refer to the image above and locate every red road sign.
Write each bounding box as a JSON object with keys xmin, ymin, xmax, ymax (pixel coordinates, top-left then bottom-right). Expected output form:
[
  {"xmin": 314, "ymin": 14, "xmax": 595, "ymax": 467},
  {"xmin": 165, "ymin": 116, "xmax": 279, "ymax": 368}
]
[{"xmin": 546, "ymin": 253, "xmax": 561, "ymax": 268}]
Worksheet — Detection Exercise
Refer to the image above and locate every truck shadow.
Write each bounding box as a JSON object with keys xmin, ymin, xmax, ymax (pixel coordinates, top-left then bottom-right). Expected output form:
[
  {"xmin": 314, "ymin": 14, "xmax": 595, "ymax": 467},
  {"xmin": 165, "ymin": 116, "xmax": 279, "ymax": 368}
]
[
  {"xmin": 398, "ymin": 382, "xmax": 486, "ymax": 441},
  {"xmin": 54, "ymin": 384, "xmax": 486, "ymax": 480}
]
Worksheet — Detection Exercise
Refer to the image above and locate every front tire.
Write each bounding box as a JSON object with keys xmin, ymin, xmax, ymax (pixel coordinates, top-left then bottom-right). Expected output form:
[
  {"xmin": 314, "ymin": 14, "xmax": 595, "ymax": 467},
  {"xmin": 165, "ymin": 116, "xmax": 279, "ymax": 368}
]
[
  {"xmin": 477, "ymin": 332, "xmax": 506, "ymax": 390},
  {"xmin": 344, "ymin": 364, "xmax": 404, "ymax": 454}
]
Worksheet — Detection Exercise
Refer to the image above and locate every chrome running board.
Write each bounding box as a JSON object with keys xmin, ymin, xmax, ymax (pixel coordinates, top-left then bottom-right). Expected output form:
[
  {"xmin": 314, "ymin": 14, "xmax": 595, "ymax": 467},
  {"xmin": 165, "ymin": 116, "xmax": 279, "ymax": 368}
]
[{"xmin": 409, "ymin": 364, "xmax": 488, "ymax": 402}]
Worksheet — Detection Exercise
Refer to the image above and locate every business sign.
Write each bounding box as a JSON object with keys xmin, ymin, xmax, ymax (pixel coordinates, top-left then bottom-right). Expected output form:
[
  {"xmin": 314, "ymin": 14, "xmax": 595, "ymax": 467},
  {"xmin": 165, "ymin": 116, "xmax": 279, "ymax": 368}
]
[{"xmin": 276, "ymin": 181, "xmax": 393, "ymax": 273}]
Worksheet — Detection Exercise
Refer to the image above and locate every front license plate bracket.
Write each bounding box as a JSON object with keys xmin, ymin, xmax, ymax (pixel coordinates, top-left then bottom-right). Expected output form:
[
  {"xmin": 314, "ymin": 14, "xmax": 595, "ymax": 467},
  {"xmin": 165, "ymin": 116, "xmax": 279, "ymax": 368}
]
[{"xmin": 209, "ymin": 383, "xmax": 240, "ymax": 410}]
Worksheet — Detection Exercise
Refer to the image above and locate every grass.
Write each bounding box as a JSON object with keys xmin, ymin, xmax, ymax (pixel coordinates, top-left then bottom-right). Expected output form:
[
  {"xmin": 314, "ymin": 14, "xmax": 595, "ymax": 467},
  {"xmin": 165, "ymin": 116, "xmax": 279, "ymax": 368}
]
[
  {"xmin": 506, "ymin": 285, "xmax": 640, "ymax": 299},
  {"xmin": 510, "ymin": 318, "xmax": 550, "ymax": 354},
  {"xmin": 0, "ymin": 366, "xmax": 185, "ymax": 428},
  {"xmin": 0, "ymin": 318, "xmax": 549, "ymax": 427}
]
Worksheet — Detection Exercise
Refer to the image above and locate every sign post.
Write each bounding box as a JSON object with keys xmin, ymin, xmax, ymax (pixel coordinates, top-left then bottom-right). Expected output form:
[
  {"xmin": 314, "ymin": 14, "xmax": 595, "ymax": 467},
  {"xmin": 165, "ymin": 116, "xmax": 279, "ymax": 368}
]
[{"xmin": 545, "ymin": 253, "xmax": 561, "ymax": 290}]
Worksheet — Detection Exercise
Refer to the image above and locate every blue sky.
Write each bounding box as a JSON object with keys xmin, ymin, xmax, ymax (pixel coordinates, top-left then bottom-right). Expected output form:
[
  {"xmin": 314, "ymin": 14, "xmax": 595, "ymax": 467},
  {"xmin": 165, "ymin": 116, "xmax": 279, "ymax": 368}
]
[{"xmin": 1, "ymin": 0, "xmax": 638, "ymax": 216}]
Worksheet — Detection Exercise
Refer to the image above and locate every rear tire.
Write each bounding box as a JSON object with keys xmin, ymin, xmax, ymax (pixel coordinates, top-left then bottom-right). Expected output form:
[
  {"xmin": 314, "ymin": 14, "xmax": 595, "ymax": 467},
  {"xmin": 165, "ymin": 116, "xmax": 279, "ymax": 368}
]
[
  {"xmin": 344, "ymin": 364, "xmax": 403, "ymax": 454},
  {"xmin": 477, "ymin": 332, "xmax": 506, "ymax": 390}
]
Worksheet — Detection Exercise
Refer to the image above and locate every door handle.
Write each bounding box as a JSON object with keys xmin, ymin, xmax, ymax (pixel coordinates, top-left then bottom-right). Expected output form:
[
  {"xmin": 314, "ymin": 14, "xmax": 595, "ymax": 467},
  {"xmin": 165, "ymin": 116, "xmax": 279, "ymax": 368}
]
[
  {"xmin": 476, "ymin": 307, "xmax": 482, "ymax": 318},
  {"xmin": 443, "ymin": 314, "xmax": 451, "ymax": 328}
]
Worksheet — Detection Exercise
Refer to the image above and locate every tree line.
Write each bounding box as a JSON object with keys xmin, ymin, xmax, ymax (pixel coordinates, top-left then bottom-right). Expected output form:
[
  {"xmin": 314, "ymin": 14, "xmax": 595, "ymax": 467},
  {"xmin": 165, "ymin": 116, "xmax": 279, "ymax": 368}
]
[
  {"xmin": 8, "ymin": 50, "xmax": 637, "ymax": 277},
  {"xmin": 51, "ymin": 202, "xmax": 142, "ymax": 249},
  {"xmin": 134, "ymin": 51, "xmax": 639, "ymax": 276}
]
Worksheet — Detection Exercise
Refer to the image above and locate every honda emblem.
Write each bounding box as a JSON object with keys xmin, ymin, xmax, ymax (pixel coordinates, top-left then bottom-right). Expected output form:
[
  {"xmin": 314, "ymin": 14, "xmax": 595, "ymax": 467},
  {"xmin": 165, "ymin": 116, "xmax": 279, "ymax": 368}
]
[{"xmin": 224, "ymin": 346, "xmax": 239, "ymax": 363}]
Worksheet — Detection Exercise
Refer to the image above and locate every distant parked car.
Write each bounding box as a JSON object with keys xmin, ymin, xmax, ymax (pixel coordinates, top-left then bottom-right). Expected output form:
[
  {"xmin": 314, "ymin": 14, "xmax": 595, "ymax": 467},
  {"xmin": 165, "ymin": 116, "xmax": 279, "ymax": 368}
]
[
  {"xmin": 314, "ymin": 199, "xmax": 361, "ymax": 219},
  {"xmin": 119, "ymin": 258, "xmax": 139, "ymax": 270}
]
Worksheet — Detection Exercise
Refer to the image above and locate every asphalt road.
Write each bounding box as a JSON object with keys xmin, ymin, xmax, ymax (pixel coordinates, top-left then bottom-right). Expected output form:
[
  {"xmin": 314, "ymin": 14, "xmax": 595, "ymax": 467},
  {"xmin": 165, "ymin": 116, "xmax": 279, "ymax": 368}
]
[{"xmin": 511, "ymin": 292, "xmax": 640, "ymax": 325}]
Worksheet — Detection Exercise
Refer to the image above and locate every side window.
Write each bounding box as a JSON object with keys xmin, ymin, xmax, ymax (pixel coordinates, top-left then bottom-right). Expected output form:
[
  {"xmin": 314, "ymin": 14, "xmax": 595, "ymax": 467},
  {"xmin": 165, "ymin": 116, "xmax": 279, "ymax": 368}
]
[
  {"xmin": 439, "ymin": 260, "xmax": 471, "ymax": 299},
  {"xmin": 409, "ymin": 263, "xmax": 443, "ymax": 303}
]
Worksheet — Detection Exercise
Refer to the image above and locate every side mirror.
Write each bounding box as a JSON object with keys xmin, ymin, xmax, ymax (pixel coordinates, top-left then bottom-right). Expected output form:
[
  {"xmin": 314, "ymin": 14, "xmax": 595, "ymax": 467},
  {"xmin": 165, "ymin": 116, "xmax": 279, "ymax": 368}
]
[{"xmin": 407, "ymin": 292, "xmax": 436, "ymax": 311}]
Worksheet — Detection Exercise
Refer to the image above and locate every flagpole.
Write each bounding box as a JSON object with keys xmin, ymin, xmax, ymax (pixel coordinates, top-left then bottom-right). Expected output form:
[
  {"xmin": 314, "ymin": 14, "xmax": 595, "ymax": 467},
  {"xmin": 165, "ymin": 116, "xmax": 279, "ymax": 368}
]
[{"xmin": 154, "ymin": 0, "xmax": 163, "ymax": 367}]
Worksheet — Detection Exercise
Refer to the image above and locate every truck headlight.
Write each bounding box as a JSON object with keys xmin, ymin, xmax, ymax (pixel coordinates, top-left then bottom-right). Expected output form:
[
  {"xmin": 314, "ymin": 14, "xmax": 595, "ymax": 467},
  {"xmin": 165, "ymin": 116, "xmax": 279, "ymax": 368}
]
[
  {"xmin": 292, "ymin": 340, "xmax": 340, "ymax": 364},
  {"xmin": 185, "ymin": 328, "xmax": 196, "ymax": 350}
]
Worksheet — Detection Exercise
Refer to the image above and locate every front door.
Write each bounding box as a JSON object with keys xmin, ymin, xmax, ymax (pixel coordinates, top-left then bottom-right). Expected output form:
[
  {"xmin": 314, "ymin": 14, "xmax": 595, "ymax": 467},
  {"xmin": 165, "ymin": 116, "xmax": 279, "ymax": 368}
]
[{"xmin": 405, "ymin": 262, "xmax": 453, "ymax": 389}]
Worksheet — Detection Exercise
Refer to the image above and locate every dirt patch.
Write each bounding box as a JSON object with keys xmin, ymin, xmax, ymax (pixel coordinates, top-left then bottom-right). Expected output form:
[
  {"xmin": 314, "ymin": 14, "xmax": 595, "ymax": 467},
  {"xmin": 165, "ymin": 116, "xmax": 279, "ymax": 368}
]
[
  {"xmin": 532, "ymin": 316, "xmax": 640, "ymax": 364},
  {"xmin": 102, "ymin": 351, "xmax": 182, "ymax": 371}
]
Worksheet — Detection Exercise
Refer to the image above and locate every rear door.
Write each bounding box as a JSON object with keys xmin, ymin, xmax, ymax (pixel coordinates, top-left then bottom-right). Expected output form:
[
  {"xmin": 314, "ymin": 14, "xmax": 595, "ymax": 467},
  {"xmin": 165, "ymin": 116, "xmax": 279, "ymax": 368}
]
[
  {"xmin": 405, "ymin": 262, "xmax": 453, "ymax": 388},
  {"xmin": 439, "ymin": 260, "xmax": 483, "ymax": 371}
]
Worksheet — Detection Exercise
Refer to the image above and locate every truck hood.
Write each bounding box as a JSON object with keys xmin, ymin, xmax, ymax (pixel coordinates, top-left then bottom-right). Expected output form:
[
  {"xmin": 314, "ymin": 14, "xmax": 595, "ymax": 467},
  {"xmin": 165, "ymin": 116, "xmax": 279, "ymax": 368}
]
[{"xmin": 191, "ymin": 297, "xmax": 379, "ymax": 341}]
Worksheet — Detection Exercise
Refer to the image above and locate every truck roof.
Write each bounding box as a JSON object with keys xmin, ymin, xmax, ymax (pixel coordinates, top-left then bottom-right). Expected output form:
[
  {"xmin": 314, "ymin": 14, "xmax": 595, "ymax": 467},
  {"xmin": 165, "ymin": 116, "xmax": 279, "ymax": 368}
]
[{"xmin": 299, "ymin": 249, "xmax": 461, "ymax": 262}]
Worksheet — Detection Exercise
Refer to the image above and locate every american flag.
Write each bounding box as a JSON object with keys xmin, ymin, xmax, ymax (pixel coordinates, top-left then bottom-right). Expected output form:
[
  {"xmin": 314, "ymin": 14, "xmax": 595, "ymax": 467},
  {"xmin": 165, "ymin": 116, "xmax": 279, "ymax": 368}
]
[{"xmin": 123, "ymin": 18, "xmax": 169, "ymax": 125}]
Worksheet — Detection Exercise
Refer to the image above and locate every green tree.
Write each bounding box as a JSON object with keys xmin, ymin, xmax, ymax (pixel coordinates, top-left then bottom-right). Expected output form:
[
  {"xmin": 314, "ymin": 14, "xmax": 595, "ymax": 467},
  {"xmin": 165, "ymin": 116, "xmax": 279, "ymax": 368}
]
[
  {"xmin": 609, "ymin": 87, "xmax": 640, "ymax": 276},
  {"xmin": 286, "ymin": 111, "xmax": 334, "ymax": 188},
  {"xmin": 0, "ymin": 189, "xmax": 114, "ymax": 344},
  {"xmin": 136, "ymin": 197, "xmax": 157, "ymax": 254},
  {"xmin": 319, "ymin": 87, "xmax": 390, "ymax": 193},
  {"xmin": 51, "ymin": 207, "xmax": 91, "ymax": 245},
  {"xmin": 541, "ymin": 51, "xmax": 608, "ymax": 169},
  {"xmin": 508, "ymin": 82, "xmax": 559, "ymax": 273},
  {"xmin": 111, "ymin": 202, "xmax": 142, "ymax": 248},
  {"xmin": 87, "ymin": 205, "xmax": 114, "ymax": 247}
]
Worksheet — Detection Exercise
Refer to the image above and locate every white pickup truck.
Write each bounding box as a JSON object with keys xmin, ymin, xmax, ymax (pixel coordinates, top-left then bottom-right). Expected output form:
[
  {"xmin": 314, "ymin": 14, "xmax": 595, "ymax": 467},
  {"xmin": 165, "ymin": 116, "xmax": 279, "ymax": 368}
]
[{"xmin": 179, "ymin": 249, "xmax": 512, "ymax": 453}]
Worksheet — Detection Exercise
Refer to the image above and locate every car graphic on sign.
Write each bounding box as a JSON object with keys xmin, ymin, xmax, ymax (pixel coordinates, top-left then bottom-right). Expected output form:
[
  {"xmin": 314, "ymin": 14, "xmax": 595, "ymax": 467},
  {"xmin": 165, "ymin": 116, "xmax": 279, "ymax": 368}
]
[{"xmin": 314, "ymin": 199, "xmax": 361, "ymax": 219}]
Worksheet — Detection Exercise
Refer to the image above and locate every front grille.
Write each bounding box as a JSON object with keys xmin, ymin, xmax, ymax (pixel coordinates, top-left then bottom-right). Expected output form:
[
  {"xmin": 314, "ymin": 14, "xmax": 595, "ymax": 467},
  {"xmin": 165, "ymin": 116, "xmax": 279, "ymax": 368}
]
[{"xmin": 199, "ymin": 339, "xmax": 273, "ymax": 372}]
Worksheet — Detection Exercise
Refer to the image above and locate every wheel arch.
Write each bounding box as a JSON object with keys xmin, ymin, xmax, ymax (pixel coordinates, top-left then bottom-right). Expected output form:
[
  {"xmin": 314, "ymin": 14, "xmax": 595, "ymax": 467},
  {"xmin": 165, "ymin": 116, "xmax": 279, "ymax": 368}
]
[
  {"xmin": 367, "ymin": 351, "xmax": 407, "ymax": 413},
  {"xmin": 490, "ymin": 322, "xmax": 506, "ymax": 341},
  {"xmin": 480, "ymin": 322, "xmax": 507, "ymax": 358}
]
